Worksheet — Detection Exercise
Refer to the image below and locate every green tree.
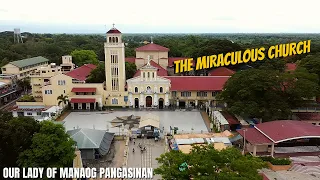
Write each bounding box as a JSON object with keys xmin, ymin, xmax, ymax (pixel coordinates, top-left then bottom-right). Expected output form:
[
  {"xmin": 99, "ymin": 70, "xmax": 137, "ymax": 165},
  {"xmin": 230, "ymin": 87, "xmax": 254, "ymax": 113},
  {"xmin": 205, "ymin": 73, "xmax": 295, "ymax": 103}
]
[
  {"xmin": 86, "ymin": 63, "xmax": 106, "ymax": 83},
  {"xmin": 0, "ymin": 111, "xmax": 40, "ymax": 169},
  {"xmin": 125, "ymin": 62, "xmax": 137, "ymax": 79},
  {"xmin": 219, "ymin": 68, "xmax": 319, "ymax": 122},
  {"xmin": 70, "ymin": 49, "xmax": 99, "ymax": 66},
  {"xmin": 57, "ymin": 94, "xmax": 69, "ymax": 107},
  {"xmin": 155, "ymin": 146, "xmax": 266, "ymax": 180},
  {"xmin": 300, "ymin": 53, "xmax": 320, "ymax": 82},
  {"xmin": 17, "ymin": 121, "xmax": 76, "ymax": 167},
  {"xmin": 17, "ymin": 78, "xmax": 31, "ymax": 92}
]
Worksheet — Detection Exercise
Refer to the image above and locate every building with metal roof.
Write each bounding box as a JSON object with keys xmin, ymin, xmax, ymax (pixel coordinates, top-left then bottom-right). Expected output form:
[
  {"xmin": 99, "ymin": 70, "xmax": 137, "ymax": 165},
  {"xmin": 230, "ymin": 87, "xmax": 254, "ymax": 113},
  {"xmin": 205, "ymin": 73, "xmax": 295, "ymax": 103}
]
[
  {"xmin": 1, "ymin": 56, "xmax": 49, "ymax": 79},
  {"xmin": 67, "ymin": 128, "xmax": 115, "ymax": 160},
  {"xmin": 237, "ymin": 120, "xmax": 320, "ymax": 157}
]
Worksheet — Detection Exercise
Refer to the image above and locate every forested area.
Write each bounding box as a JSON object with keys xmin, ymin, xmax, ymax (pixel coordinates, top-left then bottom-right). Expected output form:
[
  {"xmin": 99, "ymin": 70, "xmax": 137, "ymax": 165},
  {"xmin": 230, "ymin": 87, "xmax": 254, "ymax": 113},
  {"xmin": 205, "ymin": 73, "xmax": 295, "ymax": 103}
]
[
  {"xmin": 2, "ymin": 31, "xmax": 320, "ymax": 68},
  {"xmin": 2, "ymin": 31, "xmax": 320, "ymax": 121}
]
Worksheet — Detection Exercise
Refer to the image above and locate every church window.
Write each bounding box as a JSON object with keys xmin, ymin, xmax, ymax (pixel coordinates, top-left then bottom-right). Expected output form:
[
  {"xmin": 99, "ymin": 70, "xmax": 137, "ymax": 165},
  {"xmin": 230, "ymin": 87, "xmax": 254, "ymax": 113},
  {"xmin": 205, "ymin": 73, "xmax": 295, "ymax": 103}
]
[
  {"xmin": 148, "ymin": 72, "xmax": 150, "ymax": 78},
  {"xmin": 115, "ymin": 37, "xmax": 118, "ymax": 43},
  {"xmin": 160, "ymin": 87, "xmax": 163, "ymax": 93},
  {"xmin": 112, "ymin": 37, "xmax": 115, "ymax": 43},
  {"xmin": 135, "ymin": 87, "xmax": 138, "ymax": 93},
  {"xmin": 152, "ymin": 72, "xmax": 154, "ymax": 78},
  {"xmin": 143, "ymin": 72, "xmax": 145, "ymax": 78},
  {"xmin": 109, "ymin": 37, "xmax": 112, "ymax": 43}
]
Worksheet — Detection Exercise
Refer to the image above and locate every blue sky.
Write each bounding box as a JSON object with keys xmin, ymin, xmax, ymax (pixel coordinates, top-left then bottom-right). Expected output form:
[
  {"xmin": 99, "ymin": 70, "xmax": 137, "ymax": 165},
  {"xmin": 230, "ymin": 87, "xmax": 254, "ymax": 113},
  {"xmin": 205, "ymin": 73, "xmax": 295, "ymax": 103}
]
[{"xmin": 1, "ymin": 0, "xmax": 319, "ymax": 33}]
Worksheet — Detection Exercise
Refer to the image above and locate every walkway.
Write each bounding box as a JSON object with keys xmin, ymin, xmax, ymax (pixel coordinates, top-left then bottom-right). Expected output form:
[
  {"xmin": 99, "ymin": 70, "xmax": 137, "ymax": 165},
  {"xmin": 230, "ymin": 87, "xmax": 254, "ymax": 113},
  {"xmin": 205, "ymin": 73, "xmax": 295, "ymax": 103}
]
[
  {"xmin": 127, "ymin": 138, "xmax": 164, "ymax": 180},
  {"xmin": 200, "ymin": 110, "xmax": 211, "ymax": 132}
]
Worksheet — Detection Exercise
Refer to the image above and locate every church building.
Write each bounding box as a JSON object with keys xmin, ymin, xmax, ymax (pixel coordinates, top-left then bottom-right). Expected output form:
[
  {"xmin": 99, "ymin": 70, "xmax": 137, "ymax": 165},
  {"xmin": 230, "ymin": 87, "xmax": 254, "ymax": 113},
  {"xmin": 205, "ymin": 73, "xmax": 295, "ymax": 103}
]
[{"xmin": 15, "ymin": 25, "xmax": 233, "ymax": 111}]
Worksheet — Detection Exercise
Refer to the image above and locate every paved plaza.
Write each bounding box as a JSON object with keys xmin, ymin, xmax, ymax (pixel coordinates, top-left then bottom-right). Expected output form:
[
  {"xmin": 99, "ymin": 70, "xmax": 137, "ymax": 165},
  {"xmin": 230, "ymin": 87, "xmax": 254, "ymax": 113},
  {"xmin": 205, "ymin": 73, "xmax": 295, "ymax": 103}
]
[
  {"xmin": 127, "ymin": 138, "xmax": 164, "ymax": 180},
  {"xmin": 62, "ymin": 110, "xmax": 209, "ymax": 134}
]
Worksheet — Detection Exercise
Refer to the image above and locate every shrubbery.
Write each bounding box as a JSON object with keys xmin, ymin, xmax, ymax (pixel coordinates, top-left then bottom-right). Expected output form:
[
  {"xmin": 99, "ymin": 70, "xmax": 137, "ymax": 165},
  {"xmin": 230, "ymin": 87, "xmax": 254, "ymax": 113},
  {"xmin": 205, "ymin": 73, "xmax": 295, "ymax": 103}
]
[
  {"xmin": 260, "ymin": 156, "xmax": 291, "ymax": 165},
  {"xmin": 18, "ymin": 95, "xmax": 36, "ymax": 102}
]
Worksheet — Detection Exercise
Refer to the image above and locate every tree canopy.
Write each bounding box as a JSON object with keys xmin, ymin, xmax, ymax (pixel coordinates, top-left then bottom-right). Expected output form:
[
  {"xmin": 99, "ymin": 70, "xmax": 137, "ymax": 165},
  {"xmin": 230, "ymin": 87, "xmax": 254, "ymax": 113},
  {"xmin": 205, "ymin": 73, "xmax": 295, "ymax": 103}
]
[
  {"xmin": 17, "ymin": 121, "xmax": 76, "ymax": 168},
  {"xmin": 86, "ymin": 63, "xmax": 106, "ymax": 83},
  {"xmin": 86, "ymin": 62, "xmax": 137, "ymax": 83},
  {"xmin": 219, "ymin": 67, "xmax": 319, "ymax": 122},
  {"xmin": 154, "ymin": 145, "xmax": 267, "ymax": 180},
  {"xmin": 125, "ymin": 62, "xmax": 137, "ymax": 79},
  {"xmin": 18, "ymin": 95, "xmax": 36, "ymax": 102},
  {"xmin": 0, "ymin": 111, "xmax": 40, "ymax": 169},
  {"xmin": 70, "ymin": 49, "xmax": 99, "ymax": 66}
]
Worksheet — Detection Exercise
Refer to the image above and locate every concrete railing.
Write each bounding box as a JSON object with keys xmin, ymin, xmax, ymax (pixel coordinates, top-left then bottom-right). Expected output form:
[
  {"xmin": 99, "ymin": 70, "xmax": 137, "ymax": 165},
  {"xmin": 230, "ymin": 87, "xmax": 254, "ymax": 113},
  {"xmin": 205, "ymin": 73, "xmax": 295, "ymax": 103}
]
[{"xmin": 16, "ymin": 101, "xmax": 44, "ymax": 106}]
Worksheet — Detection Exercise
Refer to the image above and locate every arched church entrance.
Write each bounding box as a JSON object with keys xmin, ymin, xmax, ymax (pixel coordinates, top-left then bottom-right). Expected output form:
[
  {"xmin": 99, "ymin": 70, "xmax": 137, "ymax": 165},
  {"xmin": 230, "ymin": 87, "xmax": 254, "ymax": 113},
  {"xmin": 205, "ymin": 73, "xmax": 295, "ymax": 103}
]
[
  {"xmin": 159, "ymin": 98, "xmax": 164, "ymax": 109},
  {"xmin": 134, "ymin": 98, "xmax": 139, "ymax": 108},
  {"xmin": 146, "ymin": 96, "xmax": 152, "ymax": 107}
]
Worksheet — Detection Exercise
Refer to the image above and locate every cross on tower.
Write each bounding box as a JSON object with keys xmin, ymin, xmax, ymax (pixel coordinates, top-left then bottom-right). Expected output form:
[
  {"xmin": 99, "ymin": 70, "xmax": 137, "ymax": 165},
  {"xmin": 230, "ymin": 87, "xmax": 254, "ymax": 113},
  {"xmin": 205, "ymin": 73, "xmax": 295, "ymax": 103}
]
[{"xmin": 112, "ymin": 23, "xmax": 115, "ymax": 28}]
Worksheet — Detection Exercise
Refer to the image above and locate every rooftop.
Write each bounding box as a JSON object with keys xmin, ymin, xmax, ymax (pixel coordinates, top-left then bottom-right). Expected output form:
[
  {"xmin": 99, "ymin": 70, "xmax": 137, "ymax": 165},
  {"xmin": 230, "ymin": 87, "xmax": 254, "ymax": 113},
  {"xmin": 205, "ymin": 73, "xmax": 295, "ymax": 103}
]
[
  {"xmin": 286, "ymin": 63, "xmax": 297, "ymax": 71},
  {"xmin": 208, "ymin": 67, "xmax": 235, "ymax": 76},
  {"xmin": 237, "ymin": 120, "xmax": 320, "ymax": 145},
  {"xmin": 133, "ymin": 60, "xmax": 168, "ymax": 77},
  {"xmin": 65, "ymin": 64, "xmax": 97, "ymax": 81},
  {"xmin": 168, "ymin": 57, "xmax": 190, "ymax": 67},
  {"xmin": 107, "ymin": 27, "xmax": 121, "ymax": 34},
  {"xmin": 67, "ymin": 128, "xmax": 114, "ymax": 149},
  {"xmin": 125, "ymin": 57, "xmax": 136, "ymax": 63},
  {"xmin": 295, "ymin": 113, "xmax": 320, "ymax": 121},
  {"xmin": 135, "ymin": 43, "xmax": 169, "ymax": 52},
  {"xmin": 256, "ymin": 120, "xmax": 320, "ymax": 143},
  {"xmin": 8, "ymin": 56, "xmax": 49, "ymax": 68},
  {"xmin": 164, "ymin": 76, "xmax": 229, "ymax": 91}
]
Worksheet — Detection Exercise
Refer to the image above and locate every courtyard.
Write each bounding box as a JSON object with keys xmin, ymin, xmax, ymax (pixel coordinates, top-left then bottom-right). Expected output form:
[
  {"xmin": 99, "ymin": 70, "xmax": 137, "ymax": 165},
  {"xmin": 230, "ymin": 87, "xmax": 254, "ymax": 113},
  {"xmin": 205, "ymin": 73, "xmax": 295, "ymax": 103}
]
[{"xmin": 62, "ymin": 110, "xmax": 209, "ymax": 135}]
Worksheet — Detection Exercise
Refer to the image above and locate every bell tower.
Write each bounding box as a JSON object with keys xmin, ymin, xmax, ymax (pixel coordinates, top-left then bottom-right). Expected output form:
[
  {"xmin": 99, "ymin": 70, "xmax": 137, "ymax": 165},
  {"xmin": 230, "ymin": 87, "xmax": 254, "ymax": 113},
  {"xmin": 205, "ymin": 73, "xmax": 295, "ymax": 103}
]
[{"xmin": 104, "ymin": 24, "xmax": 126, "ymax": 92}]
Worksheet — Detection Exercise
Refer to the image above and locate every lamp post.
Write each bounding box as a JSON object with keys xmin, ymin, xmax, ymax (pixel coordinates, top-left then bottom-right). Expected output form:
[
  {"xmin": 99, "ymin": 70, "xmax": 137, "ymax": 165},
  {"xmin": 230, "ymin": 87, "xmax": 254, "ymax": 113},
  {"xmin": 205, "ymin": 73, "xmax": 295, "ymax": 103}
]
[{"xmin": 242, "ymin": 129, "xmax": 247, "ymax": 155}]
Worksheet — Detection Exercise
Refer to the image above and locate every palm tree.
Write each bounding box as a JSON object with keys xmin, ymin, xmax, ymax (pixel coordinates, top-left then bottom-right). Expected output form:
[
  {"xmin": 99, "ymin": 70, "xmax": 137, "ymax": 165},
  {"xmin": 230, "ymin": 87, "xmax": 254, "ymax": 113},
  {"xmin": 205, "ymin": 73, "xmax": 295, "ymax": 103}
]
[{"xmin": 57, "ymin": 94, "xmax": 69, "ymax": 107}]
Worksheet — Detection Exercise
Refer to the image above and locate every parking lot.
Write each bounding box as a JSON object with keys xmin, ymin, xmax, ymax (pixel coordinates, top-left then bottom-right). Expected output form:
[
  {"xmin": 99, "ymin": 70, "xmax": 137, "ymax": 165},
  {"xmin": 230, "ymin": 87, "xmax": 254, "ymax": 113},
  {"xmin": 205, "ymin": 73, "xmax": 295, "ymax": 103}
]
[{"xmin": 62, "ymin": 110, "xmax": 209, "ymax": 134}]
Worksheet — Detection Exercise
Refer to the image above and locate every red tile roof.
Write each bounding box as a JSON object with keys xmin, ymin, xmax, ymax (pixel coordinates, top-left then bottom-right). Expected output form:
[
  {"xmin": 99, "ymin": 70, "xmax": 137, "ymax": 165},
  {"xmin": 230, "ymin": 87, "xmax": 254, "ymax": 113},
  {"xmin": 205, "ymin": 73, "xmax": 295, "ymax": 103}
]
[
  {"xmin": 237, "ymin": 128, "xmax": 272, "ymax": 145},
  {"xmin": 107, "ymin": 28, "xmax": 121, "ymax": 34},
  {"xmin": 208, "ymin": 67, "xmax": 235, "ymax": 76},
  {"xmin": 168, "ymin": 57, "xmax": 190, "ymax": 67},
  {"xmin": 133, "ymin": 61, "xmax": 168, "ymax": 77},
  {"xmin": 71, "ymin": 87, "xmax": 96, "ymax": 93},
  {"xmin": 65, "ymin": 64, "xmax": 97, "ymax": 81},
  {"xmin": 295, "ymin": 113, "xmax": 320, "ymax": 121},
  {"xmin": 135, "ymin": 43, "xmax": 169, "ymax": 52},
  {"xmin": 238, "ymin": 120, "xmax": 320, "ymax": 145},
  {"xmin": 256, "ymin": 120, "xmax": 320, "ymax": 143},
  {"xmin": 70, "ymin": 98, "xmax": 96, "ymax": 103},
  {"xmin": 221, "ymin": 111, "xmax": 240, "ymax": 125},
  {"xmin": 125, "ymin": 57, "xmax": 136, "ymax": 63},
  {"xmin": 9, "ymin": 105, "xmax": 49, "ymax": 112},
  {"xmin": 285, "ymin": 63, "xmax": 297, "ymax": 71},
  {"xmin": 164, "ymin": 76, "xmax": 229, "ymax": 91}
]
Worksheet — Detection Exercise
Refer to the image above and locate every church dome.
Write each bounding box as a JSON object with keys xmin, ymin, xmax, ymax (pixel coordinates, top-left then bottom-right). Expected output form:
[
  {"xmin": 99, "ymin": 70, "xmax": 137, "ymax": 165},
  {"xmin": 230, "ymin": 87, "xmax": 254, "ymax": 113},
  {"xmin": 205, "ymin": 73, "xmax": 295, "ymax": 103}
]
[{"xmin": 107, "ymin": 27, "xmax": 121, "ymax": 34}]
